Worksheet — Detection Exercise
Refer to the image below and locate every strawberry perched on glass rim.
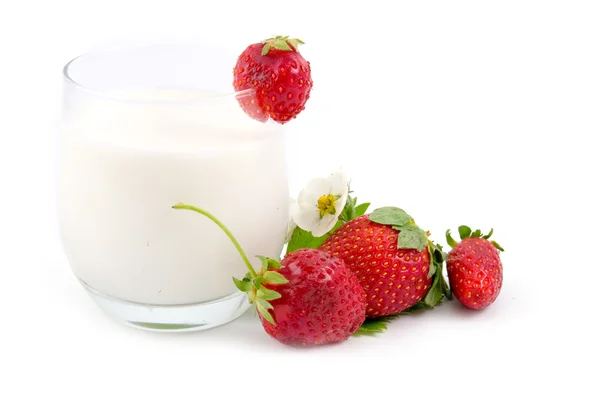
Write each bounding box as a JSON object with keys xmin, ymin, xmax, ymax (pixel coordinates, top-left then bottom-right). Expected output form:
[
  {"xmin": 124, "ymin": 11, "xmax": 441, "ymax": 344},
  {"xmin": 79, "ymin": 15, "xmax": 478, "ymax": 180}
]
[{"xmin": 233, "ymin": 35, "xmax": 313, "ymax": 124}]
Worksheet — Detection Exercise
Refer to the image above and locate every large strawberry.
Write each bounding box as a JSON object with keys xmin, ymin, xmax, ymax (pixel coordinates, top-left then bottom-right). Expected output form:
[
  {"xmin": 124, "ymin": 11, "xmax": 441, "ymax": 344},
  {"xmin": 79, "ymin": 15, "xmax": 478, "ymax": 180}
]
[
  {"xmin": 446, "ymin": 226, "xmax": 504, "ymax": 309},
  {"xmin": 233, "ymin": 35, "xmax": 312, "ymax": 124},
  {"xmin": 172, "ymin": 203, "xmax": 366, "ymax": 346},
  {"xmin": 319, "ymin": 207, "xmax": 450, "ymax": 318}
]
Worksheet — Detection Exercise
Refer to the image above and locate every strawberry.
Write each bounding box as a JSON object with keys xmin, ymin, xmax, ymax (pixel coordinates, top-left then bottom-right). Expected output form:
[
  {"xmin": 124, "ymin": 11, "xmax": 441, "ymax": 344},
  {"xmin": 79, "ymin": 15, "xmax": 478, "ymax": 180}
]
[
  {"xmin": 319, "ymin": 207, "xmax": 450, "ymax": 318},
  {"xmin": 233, "ymin": 35, "xmax": 312, "ymax": 124},
  {"xmin": 256, "ymin": 249, "xmax": 366, "ymax": 346},
  {"xmin": 446, "ymin": 226, "xmax": 504, "ymax": 309},
  {"xmin": 172, "ymin": 203, "xmax": 365, "ymax": 346}
]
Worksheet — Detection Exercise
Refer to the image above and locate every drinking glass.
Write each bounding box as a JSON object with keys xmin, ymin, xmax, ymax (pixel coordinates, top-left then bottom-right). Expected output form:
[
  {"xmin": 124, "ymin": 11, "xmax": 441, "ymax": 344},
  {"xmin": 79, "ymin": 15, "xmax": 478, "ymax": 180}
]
[{"xmin": 59, "ymin": 44, "xmax": 289, "ymax": 331}]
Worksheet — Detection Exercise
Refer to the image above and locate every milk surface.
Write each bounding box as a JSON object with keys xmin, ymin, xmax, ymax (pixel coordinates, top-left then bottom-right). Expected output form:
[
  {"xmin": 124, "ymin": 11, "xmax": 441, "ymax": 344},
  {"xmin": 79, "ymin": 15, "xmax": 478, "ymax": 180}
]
[{"xmin": 59, "ymin": 90, "xmax": 288, "ymax": 305}]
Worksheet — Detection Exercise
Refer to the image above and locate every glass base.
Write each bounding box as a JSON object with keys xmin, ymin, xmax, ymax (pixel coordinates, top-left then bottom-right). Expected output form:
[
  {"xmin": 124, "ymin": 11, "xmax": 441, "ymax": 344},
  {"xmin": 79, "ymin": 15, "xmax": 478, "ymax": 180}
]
[{"xmin": 79, "ymin": 279, "xmax": 250, "ymax": 332}]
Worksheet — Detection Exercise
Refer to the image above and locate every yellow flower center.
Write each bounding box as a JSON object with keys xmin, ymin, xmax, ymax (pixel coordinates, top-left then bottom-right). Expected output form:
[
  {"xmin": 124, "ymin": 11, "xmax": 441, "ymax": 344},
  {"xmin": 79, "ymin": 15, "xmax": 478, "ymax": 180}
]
[{"xmin": 317, "ymin": 194, "xmax": 337, "ymax": 218}]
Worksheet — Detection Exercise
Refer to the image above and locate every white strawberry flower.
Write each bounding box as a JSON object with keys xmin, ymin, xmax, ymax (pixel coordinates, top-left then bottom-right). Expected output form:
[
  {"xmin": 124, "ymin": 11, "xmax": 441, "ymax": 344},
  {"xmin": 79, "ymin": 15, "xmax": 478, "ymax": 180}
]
[{"xmin": 293, "ymin": 170, "xmax": 349, "ymax": 237}]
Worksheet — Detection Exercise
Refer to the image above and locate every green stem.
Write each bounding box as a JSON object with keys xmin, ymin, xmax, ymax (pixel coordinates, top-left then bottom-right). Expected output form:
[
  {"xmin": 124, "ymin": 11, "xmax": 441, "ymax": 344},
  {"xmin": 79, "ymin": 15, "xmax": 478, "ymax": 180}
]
[
  {"xmin": 445, "ymin": 229, "xmax": 458, "ymax": 249},
  {"xmin": 172, "ymin": 203, "xmax": 257, "ymax": 278}
]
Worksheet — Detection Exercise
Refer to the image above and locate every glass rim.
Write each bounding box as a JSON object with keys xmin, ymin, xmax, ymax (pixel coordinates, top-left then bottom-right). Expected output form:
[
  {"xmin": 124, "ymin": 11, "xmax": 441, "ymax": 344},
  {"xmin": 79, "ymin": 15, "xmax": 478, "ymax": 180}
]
[{"xmin": 62, "ymin": 44, "xmax": 250, "ymax": 105}]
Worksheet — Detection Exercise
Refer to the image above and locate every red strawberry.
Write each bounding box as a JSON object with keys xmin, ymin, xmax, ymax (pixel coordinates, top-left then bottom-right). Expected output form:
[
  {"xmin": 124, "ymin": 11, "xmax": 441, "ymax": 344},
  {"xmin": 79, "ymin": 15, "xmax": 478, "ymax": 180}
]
[
  {"xmin": 171, "ymin": 203, "xmax": 365, "ymax": 346},
  {"xmin": 320, "ymin": 207, "xmax": 450, "ymax": 318},
  {"xmin": 446, "ymin": 226, "xmax": 504, "ymax": 309},
  {"xmin": 257, "ymin": 249, "xmax": 366, "ymax": 346},
  {"xmin": 233, "ymin": 35, "xmax": 312, "ymax": 124}
]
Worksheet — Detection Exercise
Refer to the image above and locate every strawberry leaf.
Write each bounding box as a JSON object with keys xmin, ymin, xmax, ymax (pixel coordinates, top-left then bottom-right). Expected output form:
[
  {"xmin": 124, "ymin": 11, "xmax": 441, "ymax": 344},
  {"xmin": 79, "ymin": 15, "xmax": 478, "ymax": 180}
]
[
  {"xmin": 256, "ymin": 300, "xmax": 275, "ymax": 325},
  {"xmin": 263, "ymin": 271, "xmax": 289, "ymax": 285},
  {"xmin": 353, "ymin": 315, "xmax": 400, "ymax": 336},
  {"xmin": 273, "ymin": 40, "xmax": 292, "ymax": 51},
  {"xmin": 261, "ymin": 43, "xmax": 271, "ymax": 56},
  {"xmin": 253, "ymin": 276, "xmax": 264, "ymax": 289},
  {"xmin": 396, "ymin": 224, "xmax": 428, "ymax": 251},
  {"xmin": 369, "ymin": 207, "xmax": 413, "ymax": 227},
  {"xmin": 458, "ymin": 225, "xmax": 472, "ymax": 240},
  {"xmin": 354, "ymin": 202, "xmax": 370, "ymax": 217},
  {"xmin": 442, "ymin": 272, "xmax": 452, "ymax": 299},
  {"xmin": 256, "ymin": 255, "xmax": 269, "ymax": 274},
  {"xmin": 341, "ymin": 194, "xmax": 357, "ymax": 221},
  {"xmin": 288, "ymin": 39, "xmax": 299, "ymax": 50},
  {"xmin": 233, "ymin": 277, "xmax": 252, "ymax": 292},
  {"xmin": 262, "ymin": 36, "xmax": 305, "ymax": 53},
  {"xmin": 255, "ymin": 298, "xmax": 273, "ymax": 310},
  {"xmin": 401, "ymin": 301, "xmax": 434, "ymax": 314},
  {"xmin": 491, "ymin": 240, "xmax": 505, "ymax": 252},
  {"xmin": 422, "ymin": 272, "xmax": 443, "ymax": 307},
  {"xmin": 482, "ymin": 228, "xmax": 494, "ymax": 240},
  {"xmin": 340, "ymin": 194, "xmax": 369, "ymax": 222},
  {"xmin": 257, "ymin": 287, "xmax": 281, "ymax": 301}
]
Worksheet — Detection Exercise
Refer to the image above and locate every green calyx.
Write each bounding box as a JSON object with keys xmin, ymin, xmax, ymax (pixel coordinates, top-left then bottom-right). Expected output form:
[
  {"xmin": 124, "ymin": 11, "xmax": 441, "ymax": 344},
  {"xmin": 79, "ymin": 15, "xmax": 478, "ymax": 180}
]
[
  {"xmin": 407, "ymin": 241, "xmax": 452, "ymax": 310},
  {"xmin": 261, "ymin": 35, "xmax": 305, "ymax": 56},
  {"xmin": 368, "ymin": 206, "xmax": 428, "ymax": 251},
  {"xmin": 446, "ymin": 225, "xmax": 504, "ymax": 252},
  {"xmin": 340, "ymin": 190, "xmax": 370, "ymax": 223},
  {"xmin": 232, "ymin": 256, "xmax": 289, "ymax": 325},
  {"xmin": 172, "ymin": 203, "xmax": 288, "ymax": 326},
  {"xmin": 353, "ymin": 314, "xmax": 400, "ymax": 336}
]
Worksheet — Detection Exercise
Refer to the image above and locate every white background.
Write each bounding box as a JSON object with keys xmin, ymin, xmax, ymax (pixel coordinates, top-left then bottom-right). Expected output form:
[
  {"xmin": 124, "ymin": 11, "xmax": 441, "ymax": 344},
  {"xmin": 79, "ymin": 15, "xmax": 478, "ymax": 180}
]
[{"xmin": 1, "ymin": 0, "xmax": 598, "ymax": 399}]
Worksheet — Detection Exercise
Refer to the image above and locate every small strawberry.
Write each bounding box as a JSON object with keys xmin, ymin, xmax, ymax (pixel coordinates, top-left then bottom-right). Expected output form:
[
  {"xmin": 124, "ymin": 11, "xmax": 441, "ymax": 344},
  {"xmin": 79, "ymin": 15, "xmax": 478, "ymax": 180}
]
[
  {"xmin": 172, "ymin": 203, "xmax": 366, "ymax": 346},
  {"xmin": 320, "ymin": 207, "xmax": 450, "ymax": 318},
  {"xmin": 446, "ymin": 226, "xmax": 504, "ymax": 309},
  {"xmin": 233, "ymin": 35, "xmax": 312, "ymax": 124}
]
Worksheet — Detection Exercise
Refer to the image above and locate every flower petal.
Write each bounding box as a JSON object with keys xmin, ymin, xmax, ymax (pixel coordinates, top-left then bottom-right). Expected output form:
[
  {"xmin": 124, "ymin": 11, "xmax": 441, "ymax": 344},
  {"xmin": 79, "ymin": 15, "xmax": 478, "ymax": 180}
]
[
  {"xmin": 293, "ymin": 206, "xmax": 321, "ymax": 232},
  {"xmin": 329, "ymin": 170, "xmax": 350, "ymax": 197},
  {"xmin": 312, "ymin": 214, "xmax": 338, "ymax": 237},
  {"xmin": 292, "ymin": 169, "xmax": 350, "ymax": 237},
  {"xmin": 298, "ymin": 178, "xmax": 331, "ymax": 206}
]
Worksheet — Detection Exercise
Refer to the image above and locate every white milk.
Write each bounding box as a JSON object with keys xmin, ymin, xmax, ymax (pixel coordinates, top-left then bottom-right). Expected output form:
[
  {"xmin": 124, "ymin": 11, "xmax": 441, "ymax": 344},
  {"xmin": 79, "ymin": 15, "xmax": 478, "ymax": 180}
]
[{"xmin": 59, "ymin": 90, "xmax": 288, "ymax": 305}]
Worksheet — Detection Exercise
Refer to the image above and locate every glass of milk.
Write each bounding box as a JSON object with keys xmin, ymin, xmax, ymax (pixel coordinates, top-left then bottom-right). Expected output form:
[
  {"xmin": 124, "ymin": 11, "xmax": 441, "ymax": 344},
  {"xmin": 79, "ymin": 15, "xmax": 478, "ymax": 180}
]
[{"xmin": 59, "ymin": 44, "xmax": 289, "ymax": 331}]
